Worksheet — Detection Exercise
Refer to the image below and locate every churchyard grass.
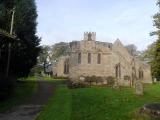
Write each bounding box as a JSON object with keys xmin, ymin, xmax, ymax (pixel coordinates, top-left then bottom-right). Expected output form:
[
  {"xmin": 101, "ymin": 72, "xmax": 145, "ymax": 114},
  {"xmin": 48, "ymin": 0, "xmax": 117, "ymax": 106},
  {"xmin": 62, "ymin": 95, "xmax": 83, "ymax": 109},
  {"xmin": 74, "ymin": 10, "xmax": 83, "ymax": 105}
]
[
  {"xmin": 36, "ymin": 83, "xmax": 160, "ymax": 120},
  {"xmin": 36, "ymin": 87, "xmax": 71, "ymax": 120}
]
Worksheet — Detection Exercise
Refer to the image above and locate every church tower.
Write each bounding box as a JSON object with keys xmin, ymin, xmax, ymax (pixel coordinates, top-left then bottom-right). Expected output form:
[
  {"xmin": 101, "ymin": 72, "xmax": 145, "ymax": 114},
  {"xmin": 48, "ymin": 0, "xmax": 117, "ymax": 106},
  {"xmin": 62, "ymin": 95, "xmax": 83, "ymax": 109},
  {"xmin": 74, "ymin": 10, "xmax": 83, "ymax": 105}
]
[{"xmin": 83, "ymin": 32, "xmax": 96, "ymax": 41}]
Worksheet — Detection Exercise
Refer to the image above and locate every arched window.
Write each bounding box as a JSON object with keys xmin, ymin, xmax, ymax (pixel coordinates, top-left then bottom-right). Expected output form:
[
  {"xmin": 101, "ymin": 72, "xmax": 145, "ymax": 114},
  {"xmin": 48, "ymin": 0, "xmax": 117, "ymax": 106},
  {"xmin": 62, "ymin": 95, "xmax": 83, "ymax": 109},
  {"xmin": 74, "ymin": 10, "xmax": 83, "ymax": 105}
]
[
  {"xmin": 115, "ymin": 63, "xmax": 121, "ymax": 78},
  {"xmin": 115, "ymin": 65, "xmax": 118, "ymax": 78},
  {"xmin": 97, "ymin": 53, "xmax": 101, "ymax": 64},
  {"xmin": 64, "ymin": 59, "xmax": 69, "ymax": 74},
  {"xmin": 88, "ymin": 53, "xmax": 91, "ymax": 64},
  {"xmin": 78, "ymin": 53, "xmax": 81, "ymax": 64},
  {"xmin": 139, "ymin": 68, "xmax": 143, "ymax": 79}
]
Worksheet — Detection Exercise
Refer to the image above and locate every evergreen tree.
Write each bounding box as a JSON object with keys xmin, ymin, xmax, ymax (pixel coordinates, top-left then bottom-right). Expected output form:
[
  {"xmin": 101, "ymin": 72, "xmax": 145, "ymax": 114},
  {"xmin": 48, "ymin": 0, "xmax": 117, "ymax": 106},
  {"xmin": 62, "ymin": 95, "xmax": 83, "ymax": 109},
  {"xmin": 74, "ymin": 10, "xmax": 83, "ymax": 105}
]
[
  {"xmin": 12, "ymin": 0, "xmax": 41, "ymax": 77},
  {"xmin": 151, "ymin": 0, "xmax": 160, "ymax": 80},
  {"xmin": 0, "ymin": 0, "xmax": 41, "ymax": 77},
  {"xmin": 0, "ymin": 0, "xmax": 14, "ymax": 31}
]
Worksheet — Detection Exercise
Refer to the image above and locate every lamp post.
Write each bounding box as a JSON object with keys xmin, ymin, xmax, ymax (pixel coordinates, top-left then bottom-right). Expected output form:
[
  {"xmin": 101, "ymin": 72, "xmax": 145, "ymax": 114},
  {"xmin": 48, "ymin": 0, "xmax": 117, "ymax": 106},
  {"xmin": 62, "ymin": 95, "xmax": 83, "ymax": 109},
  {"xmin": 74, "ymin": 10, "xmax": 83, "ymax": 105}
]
[{"xmin": 5, "ymin": 7, "xmax": 15, "ymax": 78}]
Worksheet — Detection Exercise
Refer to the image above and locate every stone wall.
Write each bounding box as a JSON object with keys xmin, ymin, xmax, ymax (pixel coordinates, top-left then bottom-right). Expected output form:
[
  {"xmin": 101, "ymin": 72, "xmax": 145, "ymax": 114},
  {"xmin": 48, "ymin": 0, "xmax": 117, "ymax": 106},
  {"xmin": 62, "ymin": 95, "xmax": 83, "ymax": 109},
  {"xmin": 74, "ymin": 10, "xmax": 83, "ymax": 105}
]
[
  {"xmin": 69, "ymin": 39, "xmax": 114, "ymax": 80},
  {"xmin": 53, "ymin": 56, "xmax": 69, "ymax": 77}
]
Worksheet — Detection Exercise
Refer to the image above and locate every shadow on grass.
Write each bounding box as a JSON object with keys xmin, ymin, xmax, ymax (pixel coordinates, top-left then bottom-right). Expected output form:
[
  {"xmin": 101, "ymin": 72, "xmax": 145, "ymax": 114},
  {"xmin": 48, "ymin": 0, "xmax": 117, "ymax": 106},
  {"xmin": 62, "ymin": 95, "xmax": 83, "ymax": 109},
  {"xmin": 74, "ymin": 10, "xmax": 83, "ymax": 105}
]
[{"xmin": 0, "ymin": 80, "xmax": 37, "ymax": 112}]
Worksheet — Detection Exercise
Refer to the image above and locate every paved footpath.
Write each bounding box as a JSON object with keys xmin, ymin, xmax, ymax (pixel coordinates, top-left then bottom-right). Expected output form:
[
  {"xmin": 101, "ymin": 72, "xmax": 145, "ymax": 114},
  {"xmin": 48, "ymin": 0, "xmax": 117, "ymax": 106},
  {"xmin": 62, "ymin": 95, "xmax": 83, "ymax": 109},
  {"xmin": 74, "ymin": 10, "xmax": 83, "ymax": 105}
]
[{"xmin": 0, "ymin": 80, "xmax": 56, "ymax": 120}]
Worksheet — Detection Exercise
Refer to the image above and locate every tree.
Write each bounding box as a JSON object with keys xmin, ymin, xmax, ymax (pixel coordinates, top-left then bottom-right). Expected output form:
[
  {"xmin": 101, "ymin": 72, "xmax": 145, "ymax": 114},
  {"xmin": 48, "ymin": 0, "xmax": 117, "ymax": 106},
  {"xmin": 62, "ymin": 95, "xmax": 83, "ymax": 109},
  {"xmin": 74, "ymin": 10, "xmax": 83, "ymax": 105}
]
[
  {"xmin": 0, "ymin": 0, "xmax": 40, "ymax": 100},
  {"xmin": 125, "ymin": 44, "xmax": 140, "ymax": 57},
  {"xmin": 38, "ymin": 45, "xmax": 51, "ymax": 64},
  {"xmin": 139, "ymin": 43, "xmax": 156, "ymax": 64},
  {"xmin": 0, "ymin": 0, "xmax": 14, "ymax": 31},
  {"xmin": 0, "ymin": 0, "xmax": 41, "ymax": 77},
  {"xmin": 37, "ymin": 45, "xmax": 51, "ymax": 74},
  {"xmin": 150, "ymin": 0, "xmax": 160, "ymax": 80},
  {"xmin": 51, "ymin": 42, "xmax": 70, "ymax": 61}
]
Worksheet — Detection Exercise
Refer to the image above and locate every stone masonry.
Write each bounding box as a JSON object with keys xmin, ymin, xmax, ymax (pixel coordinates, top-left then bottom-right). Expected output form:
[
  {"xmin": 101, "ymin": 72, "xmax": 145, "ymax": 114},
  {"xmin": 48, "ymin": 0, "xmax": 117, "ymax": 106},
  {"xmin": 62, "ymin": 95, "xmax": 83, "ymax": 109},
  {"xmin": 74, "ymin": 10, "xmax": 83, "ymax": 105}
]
[{"xmin": 53, "ymin": 32, "xmax": 152, "ymax": 86}]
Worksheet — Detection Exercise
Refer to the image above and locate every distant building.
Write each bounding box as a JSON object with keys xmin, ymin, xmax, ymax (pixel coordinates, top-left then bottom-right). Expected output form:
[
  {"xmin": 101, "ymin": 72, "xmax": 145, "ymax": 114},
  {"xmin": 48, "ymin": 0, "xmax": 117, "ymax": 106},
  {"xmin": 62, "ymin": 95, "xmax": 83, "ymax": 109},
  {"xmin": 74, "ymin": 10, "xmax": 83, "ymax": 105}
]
[{"xmin": 53, "ymin": 32, "xmax": 152, "ymax": 86}]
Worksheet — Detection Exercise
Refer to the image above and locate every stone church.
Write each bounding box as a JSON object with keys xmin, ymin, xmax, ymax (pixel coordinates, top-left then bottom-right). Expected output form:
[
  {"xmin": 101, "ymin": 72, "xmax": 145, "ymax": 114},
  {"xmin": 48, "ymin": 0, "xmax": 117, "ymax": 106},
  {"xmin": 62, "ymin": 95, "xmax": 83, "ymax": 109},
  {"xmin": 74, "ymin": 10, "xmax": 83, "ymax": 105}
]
[{"xmin": 53, "ymin": 32, "xmax": 152, "ymax": 86}]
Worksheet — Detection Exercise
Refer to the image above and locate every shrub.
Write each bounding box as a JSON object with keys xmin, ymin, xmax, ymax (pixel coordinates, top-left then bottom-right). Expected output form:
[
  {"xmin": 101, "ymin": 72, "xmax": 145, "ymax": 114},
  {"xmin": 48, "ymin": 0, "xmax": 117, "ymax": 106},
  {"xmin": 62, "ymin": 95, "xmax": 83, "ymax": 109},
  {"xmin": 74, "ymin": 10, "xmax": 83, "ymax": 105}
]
[
  {"xmin": 124, "ymin": 75, "xmax": 131, "ymax": 81},
  {"xmin": 90, "ymin": 76, "xmax": 97, "ymax": 85},
  {"xmin": 84, "ymin": 76, "xmax": 92, "ymax": 86},
  {"xmin": 29, "ymin": 65, "xmax": 43, "ymax": 76},
  {"xmin": 84, "ymin": 76, "xmax": 104, "ymax": 85},
  {"xmin": 68, "ymin": 76, "xmax": 115, "ymax": 88},
  {"xmin": 52, "ymin": 76, "xmax": 68, "ymax": 80},
  {"xmin": 106, "ymin": 76, "xmax": 115, "ymax": 86},
  {"xmin": 96, "ymin": 76, "xmax": 103, "ymax": 85},
  {"xmin": 68, "ymin": 80, "xmax": 87, "ymax": 89}
]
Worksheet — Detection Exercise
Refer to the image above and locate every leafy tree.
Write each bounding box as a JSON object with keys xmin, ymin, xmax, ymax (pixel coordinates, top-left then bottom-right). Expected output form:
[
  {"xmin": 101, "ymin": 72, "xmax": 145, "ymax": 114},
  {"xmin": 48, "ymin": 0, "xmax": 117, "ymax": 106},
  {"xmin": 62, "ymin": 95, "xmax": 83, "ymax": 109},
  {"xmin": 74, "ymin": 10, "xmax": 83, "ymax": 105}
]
[
  {"xmin": 51, "ymin": 42, "xmax": 70, "ymax": 61},
  {"xmin": 0, "ymin": 0, "xmax": 41, "ymax": 77},
  {"xmin": 139, "ymin": 43, "xmax": 156, "ymax": 64},
  {"xmin": 38, "ymin": 45, "xmax": 51, "ymax": 64},
  {"xmin": 38, "ymin": 42, "xmax": 70, "ymax": 65},
  {"xmin": 125, "ymin": 44, "xmax": 140, "ymax": 57},
  {"xmin": 150, "ymin": 0, "xmax": 160, "ymax": 80},
  {"xmin": 37, "ymin": 45, "xmax": 51, "ymax": 74}
]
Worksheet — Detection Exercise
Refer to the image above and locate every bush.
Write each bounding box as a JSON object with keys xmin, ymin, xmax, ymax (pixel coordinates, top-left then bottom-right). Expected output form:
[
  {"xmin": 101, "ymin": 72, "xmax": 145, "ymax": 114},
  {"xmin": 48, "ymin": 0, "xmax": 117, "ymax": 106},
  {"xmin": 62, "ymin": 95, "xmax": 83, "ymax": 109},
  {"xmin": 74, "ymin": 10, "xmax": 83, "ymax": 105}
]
[
  {"xmin": 90, "ymin": 76, "xmax": 97, "ymax": 85},
  {"xmin": 84, "ymin": 76, "xmax": 104, "ymax": 85},
  {"xmin": 84, "ymin": 76, "xmax": 92, "ymax": 86},
  {"xmin": 124, "ymin": 75, "xmax": 131, "ymax": 81},
  {"xmin": 96, "ymin": 76, "xmax": 103, "ymax": 84},
  {"xmin": 106, "ymin": 76, "xmax": 115, "ymax": 86},
  {"xmin": 68, "ymin": 80, "xmax": 87, "ymax": 89},
  {"xmin": 29, "ymin": 65, "xmax": 43, "ymax": 76},
  {"xmin": 53, "ymin": 76, "xmax": 68, "ymax": 80},
  {"xmin": 68, "ymin": 76, "xmax": 115, "ymax": 88}
]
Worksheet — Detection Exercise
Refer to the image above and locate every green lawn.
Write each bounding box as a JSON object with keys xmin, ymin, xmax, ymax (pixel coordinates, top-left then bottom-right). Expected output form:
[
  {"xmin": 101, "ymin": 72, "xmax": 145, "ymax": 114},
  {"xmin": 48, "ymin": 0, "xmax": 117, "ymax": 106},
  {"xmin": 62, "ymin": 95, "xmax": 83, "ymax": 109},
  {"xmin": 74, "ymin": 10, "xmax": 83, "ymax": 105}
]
[
  {"xmin": 36, "ymin": 87, "xmax": 71, "ymax": 120},
  {"xmin": 0, "ymin": 81, "xmax": 36, "ymax": 112},
  {"xmin": 36, "ymin": 84, "xmax": 160, "ymax": 120}
]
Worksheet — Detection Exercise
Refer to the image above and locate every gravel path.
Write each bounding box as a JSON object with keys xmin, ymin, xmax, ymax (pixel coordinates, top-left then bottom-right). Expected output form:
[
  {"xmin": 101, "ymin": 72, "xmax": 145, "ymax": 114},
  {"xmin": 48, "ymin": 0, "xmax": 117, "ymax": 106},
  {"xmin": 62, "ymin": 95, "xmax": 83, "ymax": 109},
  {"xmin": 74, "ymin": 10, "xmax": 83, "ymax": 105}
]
[{"xmin": 0, "ymin": 80, "xmax": 56, "ymax": 120}]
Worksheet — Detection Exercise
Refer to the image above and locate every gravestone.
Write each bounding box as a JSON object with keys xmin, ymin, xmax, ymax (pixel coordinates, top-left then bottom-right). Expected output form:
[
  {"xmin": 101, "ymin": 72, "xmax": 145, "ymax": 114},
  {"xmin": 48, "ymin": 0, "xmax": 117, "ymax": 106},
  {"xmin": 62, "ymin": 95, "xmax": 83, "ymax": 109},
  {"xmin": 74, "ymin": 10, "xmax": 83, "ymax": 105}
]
[
  {"xmin": 135, "ymin": 81, "xmax": 143, "ymax": 95},
  {"xmin": 154, "ymin": 78, "xmax": 157, "ymax": 83}
]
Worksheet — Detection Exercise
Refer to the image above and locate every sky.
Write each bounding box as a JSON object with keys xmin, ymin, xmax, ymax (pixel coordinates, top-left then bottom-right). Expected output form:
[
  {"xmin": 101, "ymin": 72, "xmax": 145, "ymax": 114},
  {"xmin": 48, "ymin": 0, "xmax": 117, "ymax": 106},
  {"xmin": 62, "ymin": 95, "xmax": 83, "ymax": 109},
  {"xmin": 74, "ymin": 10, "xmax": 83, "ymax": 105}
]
[{"xmin": 36, "ymin": 0, "xmax": 158, "ymax": 50}]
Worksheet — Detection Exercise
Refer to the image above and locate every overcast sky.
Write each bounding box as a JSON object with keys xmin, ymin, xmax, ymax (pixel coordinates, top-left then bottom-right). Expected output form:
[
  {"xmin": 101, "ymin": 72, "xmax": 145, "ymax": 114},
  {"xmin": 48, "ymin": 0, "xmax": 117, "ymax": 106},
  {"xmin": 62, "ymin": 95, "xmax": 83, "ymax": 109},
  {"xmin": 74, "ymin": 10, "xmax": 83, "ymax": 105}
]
[{"xmin": 36, "ymin": 0, "xmax": 157, "ymax": 50}]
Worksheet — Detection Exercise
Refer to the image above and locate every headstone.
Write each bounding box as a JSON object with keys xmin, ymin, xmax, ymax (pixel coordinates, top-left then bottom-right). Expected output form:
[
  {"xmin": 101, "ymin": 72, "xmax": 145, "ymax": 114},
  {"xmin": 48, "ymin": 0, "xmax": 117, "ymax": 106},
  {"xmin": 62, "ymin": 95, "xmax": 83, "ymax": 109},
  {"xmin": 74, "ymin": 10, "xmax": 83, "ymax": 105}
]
[
  {"xmin": 135, "ymin": 81, "xmax": 143, "ymax": 95},
  {"xmin": 154, "ymin": 78, "xmax": 157, "ymax": 83}
]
